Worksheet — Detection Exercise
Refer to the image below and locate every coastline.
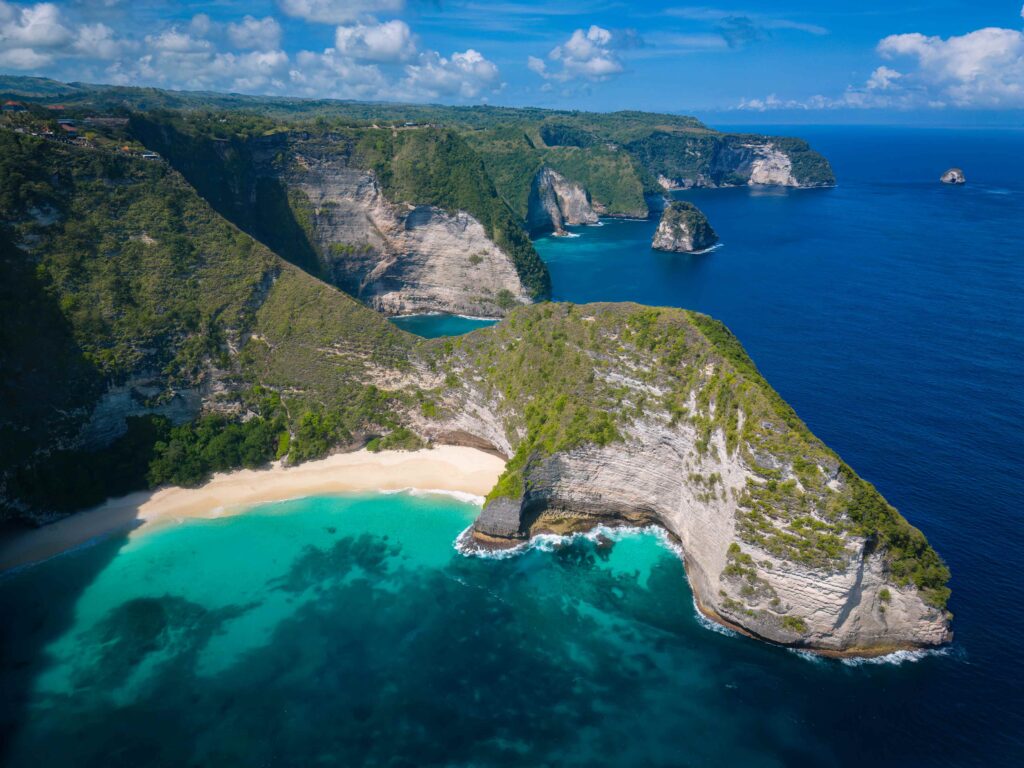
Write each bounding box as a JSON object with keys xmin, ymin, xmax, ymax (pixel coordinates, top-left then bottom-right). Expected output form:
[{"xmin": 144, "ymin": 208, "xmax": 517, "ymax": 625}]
[{"xmin": 0, "ymin": 445, "xmax": 505, "ymax": 574}]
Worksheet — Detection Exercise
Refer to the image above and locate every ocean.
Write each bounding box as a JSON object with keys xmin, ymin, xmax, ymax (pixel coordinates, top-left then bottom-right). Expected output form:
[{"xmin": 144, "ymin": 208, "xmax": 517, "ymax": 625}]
[{"xmin": 2, "ymin": 126, "xmax": 1023, "ymax": 766}]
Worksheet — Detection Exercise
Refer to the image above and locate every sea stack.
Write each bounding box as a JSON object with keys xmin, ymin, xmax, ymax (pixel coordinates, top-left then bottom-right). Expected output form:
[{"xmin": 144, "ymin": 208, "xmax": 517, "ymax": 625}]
[
  {"xmin": 652, "ymin": 201, "xmax": 719, "ymax": 253},
  {"xmin": 526, "ymin": 166, "xmax": 598, "ymax": 235},
  {"xmin": 941, "ymin": 168, "xmax": 966, "ymax": 185}
]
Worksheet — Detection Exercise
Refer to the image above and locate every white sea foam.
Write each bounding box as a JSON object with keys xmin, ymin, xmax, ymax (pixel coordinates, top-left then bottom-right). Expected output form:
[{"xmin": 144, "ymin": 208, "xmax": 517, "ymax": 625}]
[
  {"xmin": 380, "ymin": 488, "xmax": 485, "ymax": 506},
  {"xmin": 788, "ymin": 648, "xmax": 828, "ymax": 664},
  {"xmin": 784, "ymin": 644, "xmax": 957, "ymax": 666},
  {"xmin": 454, "ymin": 314, "xmax": 500, "ymax": 322},
  {"xmin": 453, "ymin": 522, "xmax": 676, "ymax": 559},
  {"xmin": 559, "ymin": 231, "xmax": 582, "ymax": 238},
  {"xmin": 693, "ymin": 596, "xmax": 739, "ymax": 637},
  {"xmin": 689, "ymin": 242, "xmax": 723, "ymax": 255},
  {"xmin": 839, "ymin": 646, "xmax": 954, "ymax": 667}
]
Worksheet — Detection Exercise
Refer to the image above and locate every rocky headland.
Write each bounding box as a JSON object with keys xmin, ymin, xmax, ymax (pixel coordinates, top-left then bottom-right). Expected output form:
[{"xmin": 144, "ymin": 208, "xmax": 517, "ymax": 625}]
[{"xmin": 652, "ymin": 201, "xmax": 719, "ymax": 253}]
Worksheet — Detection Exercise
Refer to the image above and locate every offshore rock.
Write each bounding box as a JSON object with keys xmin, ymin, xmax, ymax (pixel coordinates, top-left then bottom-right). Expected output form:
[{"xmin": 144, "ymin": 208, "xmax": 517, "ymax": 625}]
[
  {"xmin": 941, "ymin": 168, "xmax": 966, "ymax": 185},
  {"xmin": 526, "ymin": 166, "xmax": 599, "ymax": 235},
  {"xmin": 652, "ymin": 201, "xmax": 718, "ymax": 253}
]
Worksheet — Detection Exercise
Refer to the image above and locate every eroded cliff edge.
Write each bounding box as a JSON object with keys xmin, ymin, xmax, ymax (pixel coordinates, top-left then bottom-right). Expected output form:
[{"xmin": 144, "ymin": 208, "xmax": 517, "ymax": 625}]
[{"xmin": 404, "ymin": 305, "xmax": 951, "ymax": 655}]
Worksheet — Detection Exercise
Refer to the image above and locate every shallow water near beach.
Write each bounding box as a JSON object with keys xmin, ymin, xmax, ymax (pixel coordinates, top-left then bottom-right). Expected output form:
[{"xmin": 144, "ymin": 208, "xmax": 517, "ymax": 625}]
[
  {"xmin": 389, "ymin": 312, "xmax": 498, "ymax": 337},
  {"xmin": 2, "ymin": 127, "xmax": 1023, "ymax": 766}
]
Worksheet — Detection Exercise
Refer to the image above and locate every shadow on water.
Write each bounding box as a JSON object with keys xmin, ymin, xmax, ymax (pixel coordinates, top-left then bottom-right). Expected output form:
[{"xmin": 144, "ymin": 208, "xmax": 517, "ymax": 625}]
[{"xmin": 0, "ymin": 533, "xmax": 132, "ymax": 765}]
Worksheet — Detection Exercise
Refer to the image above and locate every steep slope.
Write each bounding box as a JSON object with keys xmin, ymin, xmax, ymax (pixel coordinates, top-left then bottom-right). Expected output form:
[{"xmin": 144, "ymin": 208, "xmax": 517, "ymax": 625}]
[
  {"xmin": 131, "ymin": 115, "xmax": 548, "ymax": 316},
  {"xmin": 0, "ymin": 132, "xmax": 947, "ymax": 656},
  {"xmin": 0, "ymin": 131, "xmax": 416, "ymax": 517}
]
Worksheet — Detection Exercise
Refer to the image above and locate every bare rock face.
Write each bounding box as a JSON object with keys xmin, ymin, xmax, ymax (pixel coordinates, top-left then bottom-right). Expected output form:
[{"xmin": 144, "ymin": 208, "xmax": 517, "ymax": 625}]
[
  {"xmin": 258, "ymin": 138, "xmax": 531, "ymax": 318},
  {"xmin": 470, "ymin": 428, "xmax": 950, "ymax": 656},
  {"xmin": 526, "ymin": 166, "xmax": 599, "ymax": 235},
  {"xmin": 419, "ymin": 304, "xmax": 952, "ymax": 657},
  {"xmin": 747, "ymin": 144, "xmax": 799, "ymax": 186},
  {"xmin": 652, "ymin": 201, "xmax": 719, "ymax": 253},
  {"xmin": 941, "ymin": 168, "xmax": 966, "ymax": 185}
]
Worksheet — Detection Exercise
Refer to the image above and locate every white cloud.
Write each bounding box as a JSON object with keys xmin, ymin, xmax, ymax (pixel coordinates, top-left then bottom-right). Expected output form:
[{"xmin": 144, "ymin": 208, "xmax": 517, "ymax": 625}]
[
  {"xmin": 227, "ymin": 15, "xmax": 281, "ymax": 52},
  {"xmin": 877, "ymin": 27, "xmax": 1024, "ymax": 107},
  {"xmin": 527, "ymin": 55, "xmax": 546, "ymax": 76},
  {"xmin": 0, "ymin": 45, "xmax": 50, "ymax": 68},
  {"xmin": 189, "ymin": 13, "xmax": 213, "ymax": 38},
  {"xmin": 867, "ymin": 65, "xmax": 902, "ymax": 90},
  {"xmin": 289, "ymin": 48, "xmax": 388, "ymax": 98},
  {"xmin": 335, "ymin": 19, "xmax": 415, "ymax": 62},
  {"xmin": 0, "ymin": 1, "xmax": 72, "ymax": 56},
  {"xmin": 401, "ymin": 49, "xmax": 502, "ymax": 99},
  {"xmin": 532, "ymin": 25, "xmax": 629, "ymax": 83},
  {"xmin": 0, "ymin": 1, "xmax": 130, "ymax": 68},
  {"xmin": 276, "ymin": 0, "xmax": 404, "ymax": 25},
  {"xmin": 740, "ymin": 9, "xmax": 1024, "ymax": 111},
  {"xmin": 0, "ymin": 1, "xmax": 499, "ymax": 103}
]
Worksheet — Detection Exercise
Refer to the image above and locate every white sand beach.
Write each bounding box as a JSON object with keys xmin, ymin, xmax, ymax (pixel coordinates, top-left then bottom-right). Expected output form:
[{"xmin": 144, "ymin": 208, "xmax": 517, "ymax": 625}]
[{"xmin": 0, "ymin": 446, "xmax": 506, "ymax": 573}]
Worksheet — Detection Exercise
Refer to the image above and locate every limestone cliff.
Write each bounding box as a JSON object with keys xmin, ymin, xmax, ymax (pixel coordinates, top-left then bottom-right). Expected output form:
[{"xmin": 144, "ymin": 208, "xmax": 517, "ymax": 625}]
[
  {"xmin": 642, "ymin": 136, "xmax": 834, "ymax": 190},
  {"xmin": 652, "ymin": 201, "xmax": 718, "ymax": 253},
  {"xmin": 132, "ymin": 120, "xmax": 544, "ymax": 318},
  {"xmin": 526, "ymin": 166, "xmax": 599, "ymax": 235},
  {"xmin": 403, "ymin": 304, "xmax": 952, "ymax": 656},
  {"xmin": 278, "ymin": 142, "xmax": 530, "ymax": 317}
]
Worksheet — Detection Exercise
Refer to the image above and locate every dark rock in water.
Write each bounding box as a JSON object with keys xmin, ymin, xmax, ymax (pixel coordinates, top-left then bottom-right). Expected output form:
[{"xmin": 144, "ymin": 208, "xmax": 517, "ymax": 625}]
[
  {"xmin": 941, "ymin": 168, "xmax": 966, "ymax": 184},
  {"xmin": 473, "ymin": 496, "xmax": 525, "ymax": 541},
  {"xmin": 652, "ymin": 201, "xmax": 719, "ymax": 253},
  {"xmin": 595, "ymin": 533, "xmax": 615, "ymax": 551}
]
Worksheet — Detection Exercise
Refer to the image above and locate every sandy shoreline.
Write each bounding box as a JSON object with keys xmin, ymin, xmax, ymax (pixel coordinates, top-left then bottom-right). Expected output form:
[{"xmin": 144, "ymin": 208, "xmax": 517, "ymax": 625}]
[{"xmin": 0, "ymin": 446, "xmax": 506, "ymax": 574}]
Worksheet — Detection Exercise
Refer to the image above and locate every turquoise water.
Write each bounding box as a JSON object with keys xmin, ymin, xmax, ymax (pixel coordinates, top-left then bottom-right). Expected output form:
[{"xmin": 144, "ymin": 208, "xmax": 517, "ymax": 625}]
[
  {"xmin": 3, "ymin": 127, "xmax": 1023, "ymax": 766},
  {"xmin": 389, "ymin": 313, "xmax": 498, "ymax": 337},
  {"xmin": 0, "ymin": 493, "xmax": 807, "ymax": 766}
]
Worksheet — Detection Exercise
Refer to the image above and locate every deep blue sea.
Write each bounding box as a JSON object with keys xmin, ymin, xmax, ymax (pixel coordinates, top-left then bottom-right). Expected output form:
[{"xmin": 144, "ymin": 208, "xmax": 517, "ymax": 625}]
[{"xmin": 2, "ymin": 127, "xmax": 1022, "ymax": 766}]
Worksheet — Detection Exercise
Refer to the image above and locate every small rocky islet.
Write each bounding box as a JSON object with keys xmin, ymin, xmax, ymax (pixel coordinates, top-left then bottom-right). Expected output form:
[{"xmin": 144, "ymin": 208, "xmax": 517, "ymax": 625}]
[
  {"xmin": 652, "ymin": 200, "xmax": 719, "ymax": 253},
  {"xmin": 941, "ymin": 167, "xmax": 966, "ymax": 184}
]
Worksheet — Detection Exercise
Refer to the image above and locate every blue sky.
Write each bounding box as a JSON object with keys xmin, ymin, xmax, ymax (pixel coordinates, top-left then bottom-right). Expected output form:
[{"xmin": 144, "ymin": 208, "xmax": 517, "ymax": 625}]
[{"xmin": 1, "ymin": 1, "xmax": 1023, "ymax": 124}]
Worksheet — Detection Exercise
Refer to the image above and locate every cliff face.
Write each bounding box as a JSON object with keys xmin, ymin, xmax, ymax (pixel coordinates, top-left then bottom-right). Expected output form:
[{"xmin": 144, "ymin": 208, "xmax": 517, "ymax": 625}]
[
  {"xmin": 526, "ymin": 166, "xmax": 599, "ymax": 235},
  {"xmin": 407, "ymin": 304, "xmax": 951, "ymax": 656},
  {"xmin": 132, "ymin": 121, "xmax": 540, "ymax": 318},
  {"xmin": 470, "ymin": 436, "xmax": 949, "ymax": 654},
  {"xmin": 638, "ymin": 135, "xmax": 835, "ymax": 190},
  {"xmin": 276, "ymin": 141, "xmax": 530, "ymax": 317},
  {"xmin": 652, "ymin": 201, "xmax": 718, "ymax": 253}
]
